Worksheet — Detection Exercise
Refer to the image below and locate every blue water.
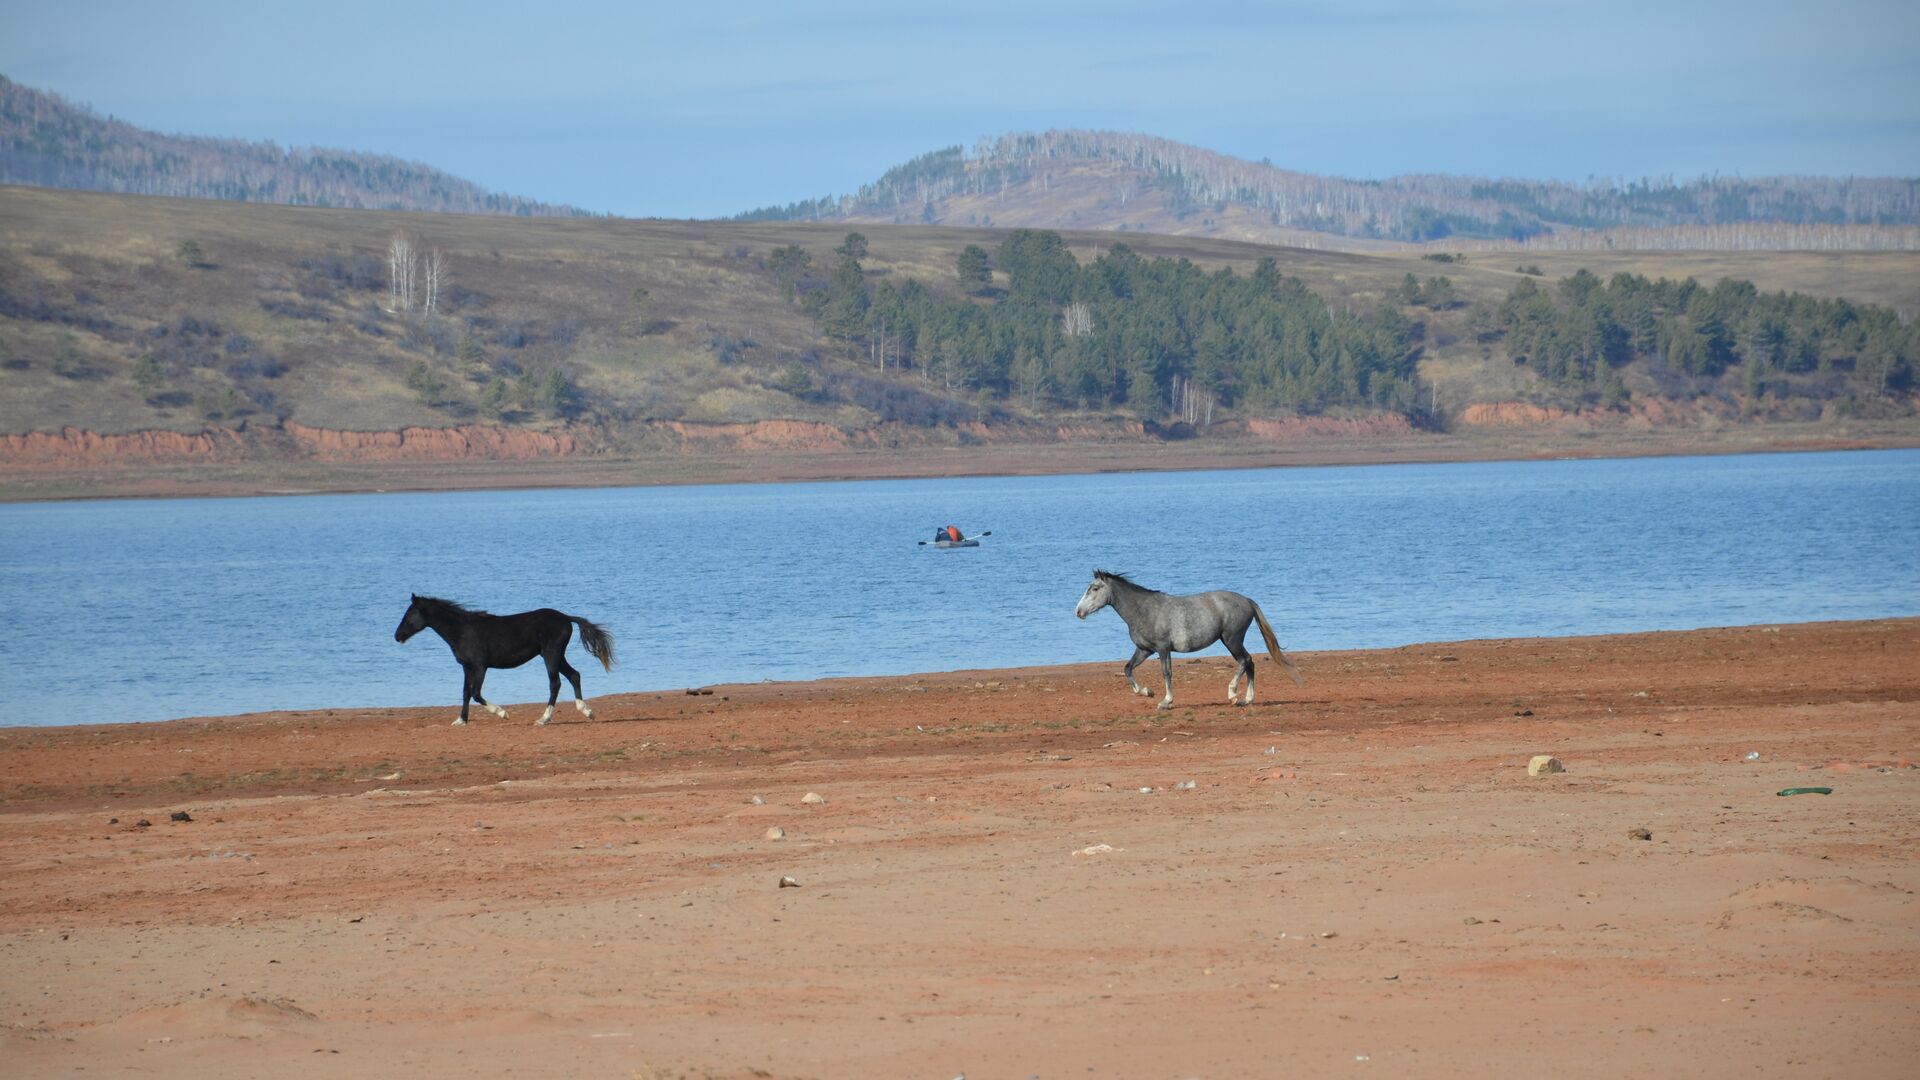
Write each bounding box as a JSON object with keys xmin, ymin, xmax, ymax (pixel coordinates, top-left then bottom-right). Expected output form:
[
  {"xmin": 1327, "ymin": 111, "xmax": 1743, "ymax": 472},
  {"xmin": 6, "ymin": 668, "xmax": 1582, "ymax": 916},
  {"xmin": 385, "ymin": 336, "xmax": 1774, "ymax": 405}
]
[{"xmin": 1, "ymin": 450, "xmax": 1916, "ymax": 726}]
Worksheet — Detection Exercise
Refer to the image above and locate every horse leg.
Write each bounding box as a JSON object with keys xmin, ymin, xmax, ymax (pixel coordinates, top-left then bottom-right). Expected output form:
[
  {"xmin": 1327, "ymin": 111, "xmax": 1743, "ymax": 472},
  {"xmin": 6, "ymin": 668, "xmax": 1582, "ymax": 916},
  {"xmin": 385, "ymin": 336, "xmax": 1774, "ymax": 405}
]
[
  {"xmin": 536, "ymin": 654, "xmax": 560, "ymax": 725},
  {"xmin": 1123, "ymin": 647, "xmax": 1154, "ymax": 697},
  {"xmin": 1156, "ymin": 649, "xmax": 1175, "ymax": 711},
  {"xmin": 454, "ymin": 670, "xmax": 473, "ymax": 726},
  {"xmin": 468, "ymin": 664, "xmax": 508, "ymax": 720},
  {"xmin": 1224, "ymin": 625, "xmax": 1255, "ymax": 706},
  {"xmin": 1225, "ymin": 641, "xmax": 1256, "ymax": 706},
  {"xmin": 559, "ymin": 657, "xmax": 593, "ymax": 718}
]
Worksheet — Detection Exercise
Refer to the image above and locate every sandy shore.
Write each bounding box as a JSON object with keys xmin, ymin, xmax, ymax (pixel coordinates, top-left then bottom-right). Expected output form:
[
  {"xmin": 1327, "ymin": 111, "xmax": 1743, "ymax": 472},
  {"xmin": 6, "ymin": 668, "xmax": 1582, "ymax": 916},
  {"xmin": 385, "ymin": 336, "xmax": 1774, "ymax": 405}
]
[{"xmin": 2, "ymin": 620, "xmax": 1916, "ymax": 1077}]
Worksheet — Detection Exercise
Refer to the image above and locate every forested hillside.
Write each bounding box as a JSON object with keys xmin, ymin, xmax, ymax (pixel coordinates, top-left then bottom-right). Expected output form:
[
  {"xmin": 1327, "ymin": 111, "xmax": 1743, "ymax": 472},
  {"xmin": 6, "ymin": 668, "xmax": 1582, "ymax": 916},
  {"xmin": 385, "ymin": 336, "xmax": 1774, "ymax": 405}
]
[
  {"xmin": 773, "ymin": 229, "xmax": 1914, "ymax": 420},
  {"xmin": 779, "ymin": 230, "xmax": 1426, "ymax": 416},
  {"xmin": 1, "ymin": 187, "xmax": 1912, "ymax": 456},
  {"xmin": 1483, "ymin": 270, "xmax": 1915, "ymax": 405},
  {"xmin": 0, "ymin": 75, "xmax": 587, "ymax": 217},
  {"xmin": 738, "ymin": 132, "xmax": 1920, "ymax": 251}
]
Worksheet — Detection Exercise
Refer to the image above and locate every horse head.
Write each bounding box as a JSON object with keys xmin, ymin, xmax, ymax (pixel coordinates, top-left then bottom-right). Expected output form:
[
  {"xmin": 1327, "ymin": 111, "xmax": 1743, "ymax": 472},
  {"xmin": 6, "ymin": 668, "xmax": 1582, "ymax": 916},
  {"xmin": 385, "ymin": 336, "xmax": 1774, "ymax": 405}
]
[
  {"xmin": 395, "ymin": 594, "xmax": 427, "ymax": 642},
  {"xmin": 1075, "ymin": 571, "xmax": 1115, "ymax": 619}
]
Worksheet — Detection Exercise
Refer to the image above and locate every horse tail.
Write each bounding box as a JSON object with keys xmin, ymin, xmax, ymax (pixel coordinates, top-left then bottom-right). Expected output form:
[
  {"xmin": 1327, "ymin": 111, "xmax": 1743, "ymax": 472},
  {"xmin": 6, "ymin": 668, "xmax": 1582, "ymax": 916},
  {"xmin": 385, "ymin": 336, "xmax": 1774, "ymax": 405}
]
[
  {"xmin": 570, "ymin": 616, "xmax": 616, "ymax": 671},
  {"xmin": 1251, "ymin": 602, "xmax": 1305, "ymax": 686}
]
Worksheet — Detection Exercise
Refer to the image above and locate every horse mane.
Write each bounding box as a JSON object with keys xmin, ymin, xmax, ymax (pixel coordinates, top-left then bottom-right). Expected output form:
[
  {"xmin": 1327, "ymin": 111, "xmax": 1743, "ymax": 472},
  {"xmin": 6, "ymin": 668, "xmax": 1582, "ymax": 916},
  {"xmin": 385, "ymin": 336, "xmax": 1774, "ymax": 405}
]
[
  {"xmin": 414, "ymin": 595, "xmax": 490, "ymax": 618},
  {"xmin": 1094, "ymin": 570, "xmax": 1159, "ymax": 595}
]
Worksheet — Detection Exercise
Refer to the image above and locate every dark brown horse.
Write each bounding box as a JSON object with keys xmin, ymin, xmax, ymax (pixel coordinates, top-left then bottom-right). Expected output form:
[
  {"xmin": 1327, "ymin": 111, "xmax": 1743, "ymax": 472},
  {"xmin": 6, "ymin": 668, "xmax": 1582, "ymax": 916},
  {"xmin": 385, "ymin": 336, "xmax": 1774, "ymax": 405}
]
[{"xmin": 395, "ymin": 594, "xmax": 614, "ymax": 726}]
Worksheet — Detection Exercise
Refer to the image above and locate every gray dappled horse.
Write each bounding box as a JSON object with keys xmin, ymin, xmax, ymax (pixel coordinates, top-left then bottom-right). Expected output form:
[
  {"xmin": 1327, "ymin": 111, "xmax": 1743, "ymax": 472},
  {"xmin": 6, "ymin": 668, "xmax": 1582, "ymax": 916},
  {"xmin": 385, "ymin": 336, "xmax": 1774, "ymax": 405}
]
[{"xmin": 1074, "ymin": 570, "xmax": 1303, "ymax": 710}]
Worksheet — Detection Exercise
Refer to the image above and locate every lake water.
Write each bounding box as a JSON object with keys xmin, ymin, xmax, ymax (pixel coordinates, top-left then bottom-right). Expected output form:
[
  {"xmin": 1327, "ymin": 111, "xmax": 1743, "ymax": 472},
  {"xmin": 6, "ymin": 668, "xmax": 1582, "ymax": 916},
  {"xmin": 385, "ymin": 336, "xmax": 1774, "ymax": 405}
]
[{"xmin": 2, "ymin": 450, "xmax": 1916, "ymax": 726}]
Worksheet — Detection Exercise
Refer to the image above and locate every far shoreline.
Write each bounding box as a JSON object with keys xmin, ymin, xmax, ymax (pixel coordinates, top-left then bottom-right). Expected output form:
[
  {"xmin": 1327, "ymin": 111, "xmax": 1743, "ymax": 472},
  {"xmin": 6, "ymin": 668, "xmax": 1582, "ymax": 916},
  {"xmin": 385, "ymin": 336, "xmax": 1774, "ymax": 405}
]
[{"xmin": 4, "ymin": 420, "xmax": 1917, "ymax": 503}]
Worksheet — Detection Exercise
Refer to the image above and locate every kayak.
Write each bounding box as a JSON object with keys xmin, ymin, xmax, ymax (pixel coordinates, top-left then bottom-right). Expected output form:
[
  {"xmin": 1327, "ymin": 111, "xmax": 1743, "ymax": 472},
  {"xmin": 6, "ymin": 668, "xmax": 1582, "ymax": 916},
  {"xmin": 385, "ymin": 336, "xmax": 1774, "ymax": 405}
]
[{"xmin": 921, "ymin": 529, "xmax": 989, "ymax": 548}]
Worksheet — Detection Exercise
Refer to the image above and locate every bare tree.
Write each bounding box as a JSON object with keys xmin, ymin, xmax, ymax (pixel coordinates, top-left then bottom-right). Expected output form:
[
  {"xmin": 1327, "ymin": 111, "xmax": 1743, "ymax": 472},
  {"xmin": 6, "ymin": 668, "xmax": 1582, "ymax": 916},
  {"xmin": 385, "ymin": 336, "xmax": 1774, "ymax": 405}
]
[
  {"xmin": 1062, "ymin": 302, "xmax": 1093, "ymax": 338},
  {"xmin": 1169, "ymin": 374, "xmax": 1214, "ymax": 427},
  {"xmin": 387, "ymin": 231, "xmax": 416, "ymax": 312},
  {"xmin": 422, "ymin": 247, "xmax": 446, "ymax": 315}
]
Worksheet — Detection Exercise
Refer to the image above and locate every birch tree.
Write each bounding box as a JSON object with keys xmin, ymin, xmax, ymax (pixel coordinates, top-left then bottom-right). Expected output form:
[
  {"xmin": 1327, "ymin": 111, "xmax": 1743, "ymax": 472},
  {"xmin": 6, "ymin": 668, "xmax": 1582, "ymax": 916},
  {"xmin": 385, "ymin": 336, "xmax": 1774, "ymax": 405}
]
[
  {"xmin": 387, "ymin": 231, "xmax": 416, "ymax": 312},
  {"xmin": 422, "ymin": 247, "xmax": 446, "ymax": 315},
  {"xmin": 1061, "ymin": 302, "xmax": 1093, "ymax": 338}
]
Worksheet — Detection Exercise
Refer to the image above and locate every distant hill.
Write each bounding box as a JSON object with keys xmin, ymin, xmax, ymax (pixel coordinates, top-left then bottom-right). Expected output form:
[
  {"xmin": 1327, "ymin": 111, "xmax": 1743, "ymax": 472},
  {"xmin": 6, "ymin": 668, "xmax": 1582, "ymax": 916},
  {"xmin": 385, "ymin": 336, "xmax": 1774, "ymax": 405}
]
[
  {"xmin": 737, "ymin": 131, "xmax": 1920, "ymax": 251},
  {"xmin": 3, "ymin": 185, "xmax": 1914, "ymax": 467},
  {"xmin": 0, "ymin": 74, "xmax": 591, "ymax": 217}
]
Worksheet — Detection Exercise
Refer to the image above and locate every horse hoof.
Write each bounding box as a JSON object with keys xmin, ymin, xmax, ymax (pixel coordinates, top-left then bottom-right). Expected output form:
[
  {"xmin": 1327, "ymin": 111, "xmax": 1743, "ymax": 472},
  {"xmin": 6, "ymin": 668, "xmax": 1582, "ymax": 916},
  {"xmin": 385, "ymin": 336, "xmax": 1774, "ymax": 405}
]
[
  {"xmin": 451, "ymin": 718, "xmax": 467, "ymax": 727},
  {"xmin": 536, "ymin": 717, "xmax": 550, "ymax": 726},
  {"xmin": 1156, "ymin": 702, "xmax": 1173, "ymax": 712},
  {"xmin": 581, "ymin": 709, "xmax": 595, "ymax": 720}
]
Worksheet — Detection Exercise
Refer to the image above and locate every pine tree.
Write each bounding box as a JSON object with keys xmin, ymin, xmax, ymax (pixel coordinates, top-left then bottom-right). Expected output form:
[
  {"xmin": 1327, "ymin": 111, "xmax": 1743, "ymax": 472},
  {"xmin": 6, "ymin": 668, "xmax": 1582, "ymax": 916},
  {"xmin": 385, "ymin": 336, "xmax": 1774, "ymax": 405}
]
[{"xmin": 955, "ymin": 245, "xmax": 991, "ymax": 293}]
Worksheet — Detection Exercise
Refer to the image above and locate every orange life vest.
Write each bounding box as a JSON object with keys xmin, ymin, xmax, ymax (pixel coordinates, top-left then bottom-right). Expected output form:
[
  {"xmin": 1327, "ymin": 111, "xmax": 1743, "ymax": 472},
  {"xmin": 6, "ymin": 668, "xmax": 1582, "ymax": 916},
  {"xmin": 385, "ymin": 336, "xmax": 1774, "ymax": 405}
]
[{"xmin": 945, "ymin": 525, "xmax": 963, "ymax": 542}]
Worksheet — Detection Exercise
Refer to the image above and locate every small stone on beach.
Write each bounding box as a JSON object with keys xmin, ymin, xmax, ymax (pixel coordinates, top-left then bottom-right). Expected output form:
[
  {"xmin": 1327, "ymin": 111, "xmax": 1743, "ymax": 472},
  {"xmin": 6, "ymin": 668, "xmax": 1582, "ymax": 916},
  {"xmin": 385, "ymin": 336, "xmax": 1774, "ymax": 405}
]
[{"xmin": 1527, "ymin": 755, "xmax": 1565, "ymax": 776}]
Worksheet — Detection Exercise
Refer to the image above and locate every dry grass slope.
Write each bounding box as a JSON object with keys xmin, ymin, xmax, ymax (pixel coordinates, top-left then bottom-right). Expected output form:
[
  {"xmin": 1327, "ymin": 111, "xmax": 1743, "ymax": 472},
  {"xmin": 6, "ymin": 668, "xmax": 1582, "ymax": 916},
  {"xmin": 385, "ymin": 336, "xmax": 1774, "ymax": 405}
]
[{"xmin": 3, "ymin": 184, "xmax": 1918, "ymax": 445}]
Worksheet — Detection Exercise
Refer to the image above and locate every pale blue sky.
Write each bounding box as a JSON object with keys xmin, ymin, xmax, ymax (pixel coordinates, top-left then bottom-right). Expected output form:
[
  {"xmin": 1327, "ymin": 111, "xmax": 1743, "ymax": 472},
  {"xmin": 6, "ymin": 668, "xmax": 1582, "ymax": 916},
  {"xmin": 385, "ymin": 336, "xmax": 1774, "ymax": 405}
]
[{"xmin": 4, "ymin": 1, "xmax": 1917, "ymax": 218}]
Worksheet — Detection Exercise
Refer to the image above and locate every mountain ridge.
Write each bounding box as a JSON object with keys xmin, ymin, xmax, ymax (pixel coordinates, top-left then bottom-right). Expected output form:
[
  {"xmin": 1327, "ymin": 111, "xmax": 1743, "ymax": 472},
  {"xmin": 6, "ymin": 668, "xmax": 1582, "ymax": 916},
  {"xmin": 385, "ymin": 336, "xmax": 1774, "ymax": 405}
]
[
  {"xmin": 0, "ymin": 74, "xmax": 592, "ymax": 218},
  {"xmin": 7, "ymin": 68, "xmax": 1913, "ymax": 252},
  {"xmin": 737, "ymin": 130, "xmax": 1920, "ymax": 251}
]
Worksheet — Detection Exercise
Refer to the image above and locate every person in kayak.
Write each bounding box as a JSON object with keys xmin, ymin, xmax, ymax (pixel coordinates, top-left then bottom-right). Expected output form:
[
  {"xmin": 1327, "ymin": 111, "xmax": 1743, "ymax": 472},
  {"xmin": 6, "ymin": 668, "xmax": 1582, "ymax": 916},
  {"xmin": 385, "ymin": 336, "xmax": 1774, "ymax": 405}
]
[{"xmin": 922, "ymin": 525, "xmax": 989, "ymax": 547}]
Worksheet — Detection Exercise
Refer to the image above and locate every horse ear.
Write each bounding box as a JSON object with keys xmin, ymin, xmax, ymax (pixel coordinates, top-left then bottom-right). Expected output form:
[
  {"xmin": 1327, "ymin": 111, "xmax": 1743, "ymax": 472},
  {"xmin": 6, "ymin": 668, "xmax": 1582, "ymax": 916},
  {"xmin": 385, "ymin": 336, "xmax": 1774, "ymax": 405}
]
[{"xmin": 410, "ymin": 593, "xmax": 417, "ymax": 600}]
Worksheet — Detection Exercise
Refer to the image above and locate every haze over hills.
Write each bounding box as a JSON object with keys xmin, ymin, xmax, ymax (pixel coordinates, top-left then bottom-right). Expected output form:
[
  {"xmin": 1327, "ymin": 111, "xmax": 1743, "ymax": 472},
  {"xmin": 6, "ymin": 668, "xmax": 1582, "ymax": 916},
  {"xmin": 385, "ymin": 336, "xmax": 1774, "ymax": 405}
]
[
  {"xmin": 737, "ymin": 131, "xmax": 1920, "ymax": 252},
  {"xmin": 6, "ymin": 68, "xmax": 1915, "ymax": 255},
  {"xmin": 0, "ymin": 74, "xmax": 589, "ymax": 218}
]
